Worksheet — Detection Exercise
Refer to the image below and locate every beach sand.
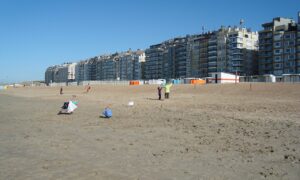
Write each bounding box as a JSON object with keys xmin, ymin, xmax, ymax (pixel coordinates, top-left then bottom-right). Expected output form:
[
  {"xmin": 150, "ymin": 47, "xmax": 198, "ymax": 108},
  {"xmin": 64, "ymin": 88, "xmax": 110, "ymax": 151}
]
[{"xmin": 0, "ymin": 83, "xmax": 299, "ymax": 179}]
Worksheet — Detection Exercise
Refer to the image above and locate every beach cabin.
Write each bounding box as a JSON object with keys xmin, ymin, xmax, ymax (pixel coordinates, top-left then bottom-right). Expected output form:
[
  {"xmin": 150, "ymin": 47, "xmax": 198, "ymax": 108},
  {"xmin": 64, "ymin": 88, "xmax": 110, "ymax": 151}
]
[
  {"xmin": 147, "ymin": 79, "xmax": 166, "ymax": 85},
  {"xmin": 208, "ymin": 72, "xmax": 239, "ymax": 84},
  {"xmin": 282, "ymin": 74, "xmax": 300, "ymax": 83},
  {"xmin": 261, "ymin": 74, "xmax": 276, "ymax": 83}
]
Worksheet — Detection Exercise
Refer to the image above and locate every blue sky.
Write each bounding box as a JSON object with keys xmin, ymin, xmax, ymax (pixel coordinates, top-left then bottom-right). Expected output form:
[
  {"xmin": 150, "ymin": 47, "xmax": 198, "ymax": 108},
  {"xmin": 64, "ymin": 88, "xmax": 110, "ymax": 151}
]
[{"xmin": 0, "ymin": 0, "xmax": 299, "ymax": 82}]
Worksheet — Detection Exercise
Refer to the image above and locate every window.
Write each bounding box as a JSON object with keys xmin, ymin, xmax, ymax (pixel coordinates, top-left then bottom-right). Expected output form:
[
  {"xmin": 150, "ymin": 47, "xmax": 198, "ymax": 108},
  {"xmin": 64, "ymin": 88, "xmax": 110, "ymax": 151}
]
[
  {"xmin": 274, "ymin": 42, "xmax": 281, "ymax": 48},
  {"xmin": 274, "ymin": 34, "xmax": 282, "ymax": 41},
  {"xmin": 291, "ymin": 48, "xmax": 295, "ymax": 53},
  {"xmin": 291, "ymin": 34, "xmax": 295, "ymax": 38},
  {"xmin": 237, "ymin": 44, "xmax": 243, "ymax": 48},
  {"xmin": 284, "ymin": 55, "xmax": 290, "ymax": 61},
  {"xmin": 284, "ymin": 34, "xmax": 291, "ymax": 39},
  {"xmin": 285, "ymin": 41, "xmax": 289, "ymax": 46},
  {"xmin": 289, "ymin": 55, "xmax": 295, "ymax": 60},
  {"xmin": 285, "ymin": 48, "xmax": 295, "ymax": 53},
  {"xmin": 274, "ymin": 56, "xmax": 281, "ymax": 62},
  {"xmin": 289, "ymin": 41, "xmax": 295, "ymax": 46},
  {"xmin": 275, "ymin": 63, "xmax": 282, "ymax": 68},
  {"xmin": 284, "ymin": 41, "xmax": 295, "ymax": 46},
  {"xmin": 274, "ymin": 70, "xmax": 283, "ymax": 75},
  {"xmin": 274, "ymin": 49, "xmax": 282, "ymax": 55},
  {"xmin": 285, "ymin": 61, "xmax": 290, "ymax": 66}
]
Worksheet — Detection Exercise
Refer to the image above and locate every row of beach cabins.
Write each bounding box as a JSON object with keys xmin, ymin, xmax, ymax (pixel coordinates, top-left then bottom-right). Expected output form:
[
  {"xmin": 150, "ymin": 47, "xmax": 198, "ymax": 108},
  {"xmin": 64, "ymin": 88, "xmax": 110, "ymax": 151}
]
[
  {"xmin": 1, "ymin": 73, "xmax": 299, "ymax": 89},
  {"xmin": 46, "ymin": 72, "xmax": 300, "ymax": 87}
]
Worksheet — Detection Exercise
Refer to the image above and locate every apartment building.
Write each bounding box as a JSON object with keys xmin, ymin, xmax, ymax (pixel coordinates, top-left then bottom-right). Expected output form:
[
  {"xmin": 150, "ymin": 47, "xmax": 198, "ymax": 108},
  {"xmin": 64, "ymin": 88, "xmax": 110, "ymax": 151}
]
[
  {"xmin": 259, "ymin": 17, "xmax": 298, "ymax": 75},
  {"xmin": 174, "ymin": 37, "xmax": 189, "ymax": 78},
  {"xmin": 88, "ymin": 57, "xmax": 98, "ymax": 81},
  {"xmin": 145, "ymin": 36, "xmax": 189, "ymax": 80},
  {"xmin": 145, "ymin": 43, "xmax": 165, "ymax": 79},
  {"xmin": 119, "ymin": 49, "xmax": 145, "ymax": 80},
  {"xmin": 207, "ymin": 32, "xmax": 218, "ymax": 74},
  {"xmin": 75, "ymin": 60, "xmax": 92, "ymax": 82},
  {"xmin": 45, "ymin": 66, "xmax": 57, "ymax": 85},
  {"xmin": 188, "ymin": 27, "xmax": 258, "ymax": 78},
  {"xmin": 103, "ymin": 54, "xmax": 119, "ymax": 80},
  {"xmin": 46, "ymin": 13, "xmax": 300, "ymax": 83},
  {"xmin": 64, "ymin": 62, "xmax": 77, "ymax": 82},
  {"xmin": 227, "ymin": 27, "xmax": 258, "ymax": 75},
  {"xmin": 45, "ymin": 63, "xmax": 77, "ymax": 84},
  {"xmin": 296, "ymin": 12, "xmax": 300, "ymax": 74},
  {"xmin": 187, "ymin": 33, "xmax": 211, "ymax": 77}
]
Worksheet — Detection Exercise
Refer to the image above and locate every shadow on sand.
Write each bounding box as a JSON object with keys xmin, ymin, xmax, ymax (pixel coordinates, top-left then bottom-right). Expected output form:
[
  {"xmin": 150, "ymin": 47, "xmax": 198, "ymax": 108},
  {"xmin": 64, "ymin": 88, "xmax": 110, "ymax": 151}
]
[
  {"xmin": 99, "ymin": 115, "xmax": 111, "ymax": 119},
  {"xmin": 146, "ymin": 98, "xmax": 164, "ymax": 101}
]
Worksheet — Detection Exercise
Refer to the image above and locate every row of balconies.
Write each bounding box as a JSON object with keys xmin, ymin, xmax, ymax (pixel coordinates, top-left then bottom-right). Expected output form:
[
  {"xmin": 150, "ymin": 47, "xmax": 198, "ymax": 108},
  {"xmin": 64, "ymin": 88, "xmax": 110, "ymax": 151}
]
[
  {"xmin": 259, "ymin": 40, "xmax": 273, "ymax": 44},
  {"xmin": 208, "ymin": 56, "xmax": 217, "ymax": 60},
  {"xmin": 259, "ymin": 52, "xmax": 273, "ymax": 57},
  {"xmin": 259, "ymin": 47, "xmax": 273, "ymax": 51}
]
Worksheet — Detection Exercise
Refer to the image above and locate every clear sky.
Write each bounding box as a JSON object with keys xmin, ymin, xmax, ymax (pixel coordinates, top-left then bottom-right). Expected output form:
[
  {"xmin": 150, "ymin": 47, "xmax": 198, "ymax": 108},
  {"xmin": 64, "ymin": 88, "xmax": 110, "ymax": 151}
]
[{"xmin": 0, "ymin": 0, "xmax": 299, "ymax": 82}]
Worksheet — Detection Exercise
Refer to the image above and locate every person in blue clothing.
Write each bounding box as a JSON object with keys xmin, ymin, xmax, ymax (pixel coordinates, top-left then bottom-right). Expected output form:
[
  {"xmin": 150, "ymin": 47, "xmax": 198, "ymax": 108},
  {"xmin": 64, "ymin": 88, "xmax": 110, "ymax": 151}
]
[{"xmin": 102, "ymin": 107, "xmax": 112, "ymax": 118}]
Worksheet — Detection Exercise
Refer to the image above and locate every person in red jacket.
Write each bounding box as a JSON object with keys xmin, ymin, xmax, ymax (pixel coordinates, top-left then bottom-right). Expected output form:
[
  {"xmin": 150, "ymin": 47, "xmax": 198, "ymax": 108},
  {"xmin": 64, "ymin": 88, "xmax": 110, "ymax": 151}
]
[{"xmin": 60, "ymin": 86, "xmax": 63, "ymax": 95}]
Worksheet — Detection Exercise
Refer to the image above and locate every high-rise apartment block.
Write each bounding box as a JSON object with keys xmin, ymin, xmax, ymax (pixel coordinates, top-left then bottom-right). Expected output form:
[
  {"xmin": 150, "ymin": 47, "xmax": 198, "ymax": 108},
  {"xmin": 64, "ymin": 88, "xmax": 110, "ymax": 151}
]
[
  {"xmin": 45, "ymin": 63, "xmax": 77, "ymax": 85},
  {"xmin": 46, "ymin": 50, "xmax": 145, "ymax": 84},
  {"xmin": 145, "ymin": 36, "xmax": 193, "ymax": 80},
  {"xmin": 145, "ymin": 27, "xmax": 258, "ymax": 80},
  {"xmin": 119, "ymin": 50, "xmax": 145, "ymax": 80},
  {"xmin": 259, "ymin": 16, "xmax": 299, "ymax": 75},
  {"xmin": 184, "ymin": 27, "xmax": 257, "ymax": 78},
  {"xmin": 45, "ymin": 12, "xmax": 300, "ymax": 84},
  {"xmin": 297, "ymin": 12, "xmax": 300, "ymax": 74}
]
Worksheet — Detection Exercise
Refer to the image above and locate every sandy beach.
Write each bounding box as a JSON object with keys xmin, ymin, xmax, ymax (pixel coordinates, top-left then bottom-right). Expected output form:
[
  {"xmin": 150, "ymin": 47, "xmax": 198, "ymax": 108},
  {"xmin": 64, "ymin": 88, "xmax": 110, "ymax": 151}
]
[{"xmin": 0, "ymin": 83, "xmax": 299, "ymax": 180}]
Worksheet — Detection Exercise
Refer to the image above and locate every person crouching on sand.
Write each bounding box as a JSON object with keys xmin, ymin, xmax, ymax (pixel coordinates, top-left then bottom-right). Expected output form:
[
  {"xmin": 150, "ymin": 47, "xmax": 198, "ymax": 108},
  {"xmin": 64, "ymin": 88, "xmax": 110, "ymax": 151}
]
[{"xmin": 102, "ymin": 107, "xmax": 112, "ymax": 118}]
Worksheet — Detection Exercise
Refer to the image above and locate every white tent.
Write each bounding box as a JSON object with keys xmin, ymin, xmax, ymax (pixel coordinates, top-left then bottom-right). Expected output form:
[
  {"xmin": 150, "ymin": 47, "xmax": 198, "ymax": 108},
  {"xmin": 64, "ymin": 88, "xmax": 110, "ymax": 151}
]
[{"xmin": 67, "ymin": 101, "xmax": 77, "ymax": 113}]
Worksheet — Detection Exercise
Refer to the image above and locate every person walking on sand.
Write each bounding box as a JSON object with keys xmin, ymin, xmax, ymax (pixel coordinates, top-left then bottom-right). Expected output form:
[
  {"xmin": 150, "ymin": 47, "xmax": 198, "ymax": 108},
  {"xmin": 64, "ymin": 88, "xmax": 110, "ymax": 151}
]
[
  {"xmin": 86, "ymin": 84, "xmax": 91, "ymax": 93},
  {"xmin": 60, "ymin": 86, "xmax": 63, "ymax": 95},
  {"xmin": 157, "ymin": 85, "xmax": 162, "ymax": 100},
  {"xmin": 164, "ymin": 82, "xmax": 172, "ymax": 99}
]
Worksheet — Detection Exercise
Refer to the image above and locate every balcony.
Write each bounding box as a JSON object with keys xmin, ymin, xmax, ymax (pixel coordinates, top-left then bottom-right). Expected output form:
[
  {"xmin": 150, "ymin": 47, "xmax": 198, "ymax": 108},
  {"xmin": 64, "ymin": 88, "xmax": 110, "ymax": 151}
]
[
  {"xmin": 232, "ymin": 63, "xmax": 242, "ymax": 67},
  {"xmin": 208, "ymin": 56, "xmax": 217, "ymax": 60},
  {"xmin": 208, "ymin": 68, "xmax": 217, "ymax": 73},
  {"xmin": 259, "ymin": 52, "xmax": 273, "ymax": 57},
  {"xmin": 232, "ymin": 51, "xmax": 243, "ymax": 54},
  {"xmin": 232, "ymin": 57, "xmax": 243, "ymax": 61},
  {"xmin": 208, "ymin": 45, "xmax": 217, "ymax": 49},
  {"xmin": 208, "ymin": 62, "xmax": 217, "ymax": 66},
  {"xmin": 208, "ymin": 39, "xmax": 217, "ymax": 44},
  {"xmin": 208, "ymin": 51, "xmax": 217, "ymax": 56},
  {"xmin": 259, "ymin": 47, "xmax": 273, "ymax": 51},
  {"xmin": 259, "ymin": 40, "xmax": 273, "ymax": 45}
]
